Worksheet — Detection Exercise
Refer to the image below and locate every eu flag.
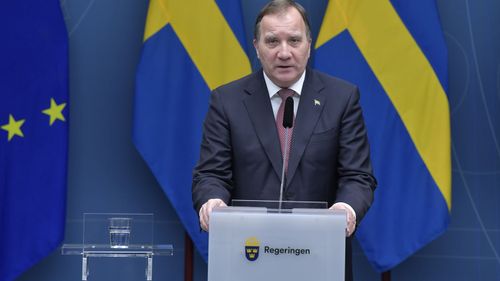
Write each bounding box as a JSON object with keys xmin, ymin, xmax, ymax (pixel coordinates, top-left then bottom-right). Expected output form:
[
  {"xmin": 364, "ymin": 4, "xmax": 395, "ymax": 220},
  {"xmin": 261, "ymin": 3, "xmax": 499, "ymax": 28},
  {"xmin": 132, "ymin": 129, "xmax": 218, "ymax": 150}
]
[
  {"xmin": 314, "ymin": 0, "xmax": 451, "ymax": 271},
  {"xmin": 0, "ymin": 1, "xmax": 68, "ymax": 280},
  {"xmin": 133, "ymin": 0, "xmax": 251, "ymax": 260}
]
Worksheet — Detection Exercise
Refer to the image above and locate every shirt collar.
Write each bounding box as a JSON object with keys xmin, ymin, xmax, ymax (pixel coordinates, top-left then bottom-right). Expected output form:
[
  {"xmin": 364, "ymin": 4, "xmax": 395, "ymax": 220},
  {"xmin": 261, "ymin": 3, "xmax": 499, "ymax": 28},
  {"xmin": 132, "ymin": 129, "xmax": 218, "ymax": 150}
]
[{"xmin": 263, "ymin": 70, "xmax": 306, "ymax": 99}]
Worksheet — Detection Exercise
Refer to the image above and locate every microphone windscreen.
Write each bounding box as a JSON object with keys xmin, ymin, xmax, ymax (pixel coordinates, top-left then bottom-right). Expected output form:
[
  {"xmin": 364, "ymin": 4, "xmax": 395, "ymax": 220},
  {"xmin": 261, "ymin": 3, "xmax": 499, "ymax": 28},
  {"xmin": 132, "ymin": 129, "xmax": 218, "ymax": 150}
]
[{"xmin": 283, "ymin": 96, "xmax": 294, "ymax": 128}]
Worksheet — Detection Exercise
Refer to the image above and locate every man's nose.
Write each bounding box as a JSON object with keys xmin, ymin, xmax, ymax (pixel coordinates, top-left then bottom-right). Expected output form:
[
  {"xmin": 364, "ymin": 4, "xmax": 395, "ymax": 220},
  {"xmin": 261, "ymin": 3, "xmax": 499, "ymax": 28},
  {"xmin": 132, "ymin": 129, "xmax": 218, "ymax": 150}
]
[{"xmin": 277, "ymin": 42, "xmax": 292, "ymax": 59}]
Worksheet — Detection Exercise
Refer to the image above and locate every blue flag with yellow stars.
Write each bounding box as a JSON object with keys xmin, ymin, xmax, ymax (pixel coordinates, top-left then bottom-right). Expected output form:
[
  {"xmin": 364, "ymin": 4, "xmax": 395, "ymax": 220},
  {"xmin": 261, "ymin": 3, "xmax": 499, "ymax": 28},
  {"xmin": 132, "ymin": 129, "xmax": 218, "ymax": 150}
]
[{"xmin": 0, "ymin": 1, "xmax": 68, "ymax": 280}]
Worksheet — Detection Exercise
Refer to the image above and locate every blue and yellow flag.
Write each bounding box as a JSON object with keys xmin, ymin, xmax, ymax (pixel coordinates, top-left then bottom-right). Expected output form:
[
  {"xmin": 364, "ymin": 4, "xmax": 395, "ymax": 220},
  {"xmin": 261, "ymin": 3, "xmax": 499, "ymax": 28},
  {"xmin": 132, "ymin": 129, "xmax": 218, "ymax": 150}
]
[
  {"xmin": 314, "ymin": 0, "xmax": 451, "ymax": 271},
  {"xmin": 0, "ymin": 1, "xmax": 68, "ymax": 280},
  {"xmin": 133, "ymin": 0, "xmax": 251, "ymax": 259}
]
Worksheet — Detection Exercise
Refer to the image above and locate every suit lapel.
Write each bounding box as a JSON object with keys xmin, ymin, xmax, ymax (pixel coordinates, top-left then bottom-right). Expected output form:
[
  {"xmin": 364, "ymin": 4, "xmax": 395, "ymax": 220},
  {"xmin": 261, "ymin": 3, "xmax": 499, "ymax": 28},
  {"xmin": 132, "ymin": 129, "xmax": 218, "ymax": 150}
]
[
  {"xmin": 286, "ymin": 70, "xmax": 326, "ymax": 187},
  {"xmin": 243, "ymin": 72, "xmax": 283, "ymax": 179}
]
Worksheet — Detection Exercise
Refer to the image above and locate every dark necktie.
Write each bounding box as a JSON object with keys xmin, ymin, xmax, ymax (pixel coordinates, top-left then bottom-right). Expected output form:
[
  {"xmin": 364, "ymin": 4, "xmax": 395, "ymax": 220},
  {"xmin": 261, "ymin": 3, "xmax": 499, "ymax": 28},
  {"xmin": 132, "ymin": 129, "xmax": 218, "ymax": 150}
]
[{"xmin": 276, "ymin": 88, "xmax": 295, "ymax": 172}]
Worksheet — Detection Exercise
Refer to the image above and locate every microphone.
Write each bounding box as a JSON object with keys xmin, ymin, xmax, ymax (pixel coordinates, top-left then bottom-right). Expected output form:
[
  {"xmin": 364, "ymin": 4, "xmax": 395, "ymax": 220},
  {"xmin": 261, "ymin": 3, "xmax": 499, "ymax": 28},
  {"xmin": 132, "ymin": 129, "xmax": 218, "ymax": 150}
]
[
  {"xmin": 283, "ymin": 97, "xmax": 294, "ymax": 128},
  {"xmin": 278, "ymin": 96, "xmax": 294, "ymax": 211}
]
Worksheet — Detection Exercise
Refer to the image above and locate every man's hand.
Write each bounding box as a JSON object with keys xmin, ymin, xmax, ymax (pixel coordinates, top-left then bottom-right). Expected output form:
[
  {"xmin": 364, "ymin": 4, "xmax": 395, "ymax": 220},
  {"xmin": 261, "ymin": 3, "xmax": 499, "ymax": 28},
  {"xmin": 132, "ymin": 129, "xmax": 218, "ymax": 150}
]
[
  {"xmin": 199, "ymin": 198, "xmax": 227, "ymax": 232},
  {"xmin": 330, "ymin": 202, "xmax": 357, "ymax": 237}
]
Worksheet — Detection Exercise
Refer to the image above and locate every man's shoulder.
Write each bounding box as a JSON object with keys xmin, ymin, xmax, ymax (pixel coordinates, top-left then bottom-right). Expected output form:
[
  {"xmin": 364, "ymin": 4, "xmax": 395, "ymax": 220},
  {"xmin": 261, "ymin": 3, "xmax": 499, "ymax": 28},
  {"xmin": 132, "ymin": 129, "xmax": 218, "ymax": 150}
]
[{"xmin": 214, "ymin": 71, "xmax": 262, "ymax": 94}]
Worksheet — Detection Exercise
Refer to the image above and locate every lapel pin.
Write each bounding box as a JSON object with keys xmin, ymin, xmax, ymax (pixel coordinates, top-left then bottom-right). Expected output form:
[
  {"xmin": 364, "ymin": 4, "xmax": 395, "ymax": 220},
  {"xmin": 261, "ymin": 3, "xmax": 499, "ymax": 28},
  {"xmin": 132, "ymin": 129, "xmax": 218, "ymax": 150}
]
[{"xmin": 314, "ymin": 99, "xmax": 321, "ymax": 106}]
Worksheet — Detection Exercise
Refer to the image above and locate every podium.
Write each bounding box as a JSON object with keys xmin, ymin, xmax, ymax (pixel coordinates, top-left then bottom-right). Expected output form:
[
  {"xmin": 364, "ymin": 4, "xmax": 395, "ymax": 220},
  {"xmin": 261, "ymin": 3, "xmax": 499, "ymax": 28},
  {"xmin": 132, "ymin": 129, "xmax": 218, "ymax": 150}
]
[{"xmin": 208, "ymin": 205, "xmax": 346, "ymax": 281}]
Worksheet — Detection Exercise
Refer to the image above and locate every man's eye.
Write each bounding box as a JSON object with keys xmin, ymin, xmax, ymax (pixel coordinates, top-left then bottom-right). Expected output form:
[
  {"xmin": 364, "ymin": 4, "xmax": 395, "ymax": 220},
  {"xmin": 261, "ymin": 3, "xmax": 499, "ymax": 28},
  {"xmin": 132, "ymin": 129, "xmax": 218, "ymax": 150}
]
[
  {"xmin": 265, "ymin": 38, "xmax": 279, "ymax": 46},
  {"xmin": 289, "ymin": 38, "xmax": 301, "ymax": 45}
]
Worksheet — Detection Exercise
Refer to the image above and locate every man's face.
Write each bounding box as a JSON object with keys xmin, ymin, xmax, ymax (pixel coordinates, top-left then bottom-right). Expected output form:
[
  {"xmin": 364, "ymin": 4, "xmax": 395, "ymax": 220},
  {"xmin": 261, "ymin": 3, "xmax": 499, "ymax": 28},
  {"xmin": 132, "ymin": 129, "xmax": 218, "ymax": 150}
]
[{"xmin": 254, "ymin": 7, "xmax": 311, "ymax": 88}]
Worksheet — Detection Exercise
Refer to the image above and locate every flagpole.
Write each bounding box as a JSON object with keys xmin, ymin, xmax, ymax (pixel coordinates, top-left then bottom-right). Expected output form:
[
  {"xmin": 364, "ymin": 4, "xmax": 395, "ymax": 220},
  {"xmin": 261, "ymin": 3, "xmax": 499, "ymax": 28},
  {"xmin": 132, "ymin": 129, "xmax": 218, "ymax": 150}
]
[
  {"xmin": 382, "ymin": 271, "xmax": 391, "ymax": 281},
  {"xmin": 184, "ymin": 233, "xmax": 194, "ymax": 281}
]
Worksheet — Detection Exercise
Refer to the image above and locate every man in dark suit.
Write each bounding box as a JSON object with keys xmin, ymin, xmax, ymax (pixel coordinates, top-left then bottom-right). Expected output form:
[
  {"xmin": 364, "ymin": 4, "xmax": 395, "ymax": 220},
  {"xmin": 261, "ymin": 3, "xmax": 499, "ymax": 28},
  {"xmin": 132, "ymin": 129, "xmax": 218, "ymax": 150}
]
[{"xmin": 192, "ymin": 1, "xmax": 376, "ymax": 279}]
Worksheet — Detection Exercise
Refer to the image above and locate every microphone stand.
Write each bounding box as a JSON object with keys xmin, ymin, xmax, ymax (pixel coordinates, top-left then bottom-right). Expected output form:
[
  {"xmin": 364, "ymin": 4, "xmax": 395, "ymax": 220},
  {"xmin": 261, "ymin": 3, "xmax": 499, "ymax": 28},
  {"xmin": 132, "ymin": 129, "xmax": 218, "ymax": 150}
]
[
  {"xmin": 278, "ymin": 127, "xmax": 290, "ymax": 212},
  {"xmin": 278, "ymin": 96, "xmax": 294, "ymax": 212}
]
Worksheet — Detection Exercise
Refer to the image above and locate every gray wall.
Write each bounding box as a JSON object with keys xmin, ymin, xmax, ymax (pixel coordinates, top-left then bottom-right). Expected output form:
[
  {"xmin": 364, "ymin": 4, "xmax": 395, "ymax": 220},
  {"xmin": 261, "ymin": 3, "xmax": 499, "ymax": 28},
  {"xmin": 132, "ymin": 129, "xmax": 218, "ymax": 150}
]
[{"xmin": 18, "ymin": 0, "xmax": 500, "ymax": 280}]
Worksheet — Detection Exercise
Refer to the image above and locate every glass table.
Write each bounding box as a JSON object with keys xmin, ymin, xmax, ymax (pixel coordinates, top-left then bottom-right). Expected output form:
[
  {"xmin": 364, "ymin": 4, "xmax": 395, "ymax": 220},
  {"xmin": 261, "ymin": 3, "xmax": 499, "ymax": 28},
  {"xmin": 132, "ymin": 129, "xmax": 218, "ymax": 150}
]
[
  {"xmin": 61, "ymin": 213, "xmax": 173, "ymax": 280},
  {"xmin": 61, "ymin": 244, "xmax": 173, "ymax": 280}
]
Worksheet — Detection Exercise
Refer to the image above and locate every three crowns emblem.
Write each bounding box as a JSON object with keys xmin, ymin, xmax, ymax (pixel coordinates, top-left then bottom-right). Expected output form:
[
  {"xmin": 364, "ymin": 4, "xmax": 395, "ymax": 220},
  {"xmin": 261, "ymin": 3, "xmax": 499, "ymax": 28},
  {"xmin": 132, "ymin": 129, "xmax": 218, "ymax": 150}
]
[{"xmin": 245, "ymin": 237, "xmax": 260, "ymax": 261}]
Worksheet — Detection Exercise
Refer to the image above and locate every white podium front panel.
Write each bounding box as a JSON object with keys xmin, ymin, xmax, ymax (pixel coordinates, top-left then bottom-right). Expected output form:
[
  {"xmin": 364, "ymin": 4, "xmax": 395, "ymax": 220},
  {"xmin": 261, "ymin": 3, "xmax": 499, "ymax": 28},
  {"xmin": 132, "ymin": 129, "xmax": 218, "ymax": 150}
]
[{"xmin": 208, "ymin": 207, "xmax": 346, "ymax": 281}]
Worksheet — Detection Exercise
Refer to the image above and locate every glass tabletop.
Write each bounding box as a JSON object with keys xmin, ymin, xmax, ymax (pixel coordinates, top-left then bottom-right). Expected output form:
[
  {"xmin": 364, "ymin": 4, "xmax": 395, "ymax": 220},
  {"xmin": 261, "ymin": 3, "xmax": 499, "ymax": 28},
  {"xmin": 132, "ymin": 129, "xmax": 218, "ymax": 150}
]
[{"xmin": 61, "ymin": 244, "xmax": 173, "ymax": 257}]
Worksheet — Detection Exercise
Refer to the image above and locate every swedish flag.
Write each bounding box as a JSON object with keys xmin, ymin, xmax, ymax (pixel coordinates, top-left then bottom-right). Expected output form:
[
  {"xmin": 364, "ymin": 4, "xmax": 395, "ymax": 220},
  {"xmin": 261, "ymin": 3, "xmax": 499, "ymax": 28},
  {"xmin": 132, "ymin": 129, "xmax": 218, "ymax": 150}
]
[
  {"xmin": 314, "ymin": 0, "xmax": 451, "ymax": 271},
  {"xmin": 133, "ymin": 0, "xmax": 251, "ymax": 259},
  {"xmin": 0, "ymin": 1, "xmax": 68, "ymax": 280}
]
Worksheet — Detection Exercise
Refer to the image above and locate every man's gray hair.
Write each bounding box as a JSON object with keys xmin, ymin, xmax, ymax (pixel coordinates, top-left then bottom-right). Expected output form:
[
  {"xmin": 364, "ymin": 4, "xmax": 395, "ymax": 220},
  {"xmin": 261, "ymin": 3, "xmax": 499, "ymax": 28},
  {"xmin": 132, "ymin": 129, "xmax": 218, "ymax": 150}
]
[{"xmin": 254, "ymin": 0, "xmax": 312, "ymax": 41}]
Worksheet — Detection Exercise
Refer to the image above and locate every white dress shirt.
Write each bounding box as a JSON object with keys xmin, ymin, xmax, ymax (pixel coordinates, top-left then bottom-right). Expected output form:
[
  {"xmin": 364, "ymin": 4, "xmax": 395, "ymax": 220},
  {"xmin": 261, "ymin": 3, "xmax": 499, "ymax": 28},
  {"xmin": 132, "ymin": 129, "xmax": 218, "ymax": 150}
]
[{"xmin": 263, "ymin": 70, "xmax": 305, "ymax": 119}]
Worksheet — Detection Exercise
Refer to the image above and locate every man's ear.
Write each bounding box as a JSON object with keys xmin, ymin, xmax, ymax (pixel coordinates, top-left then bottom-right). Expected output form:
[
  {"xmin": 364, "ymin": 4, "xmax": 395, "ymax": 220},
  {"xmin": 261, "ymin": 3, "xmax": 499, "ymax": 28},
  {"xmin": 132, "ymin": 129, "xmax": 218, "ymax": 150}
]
[
  {"xmin": 307, "ymin": 38, "xmax": 312, "ymax": 58},
  {"xmin": 253, "ymin": 39, "xmax": 260, "ymax": 59}
]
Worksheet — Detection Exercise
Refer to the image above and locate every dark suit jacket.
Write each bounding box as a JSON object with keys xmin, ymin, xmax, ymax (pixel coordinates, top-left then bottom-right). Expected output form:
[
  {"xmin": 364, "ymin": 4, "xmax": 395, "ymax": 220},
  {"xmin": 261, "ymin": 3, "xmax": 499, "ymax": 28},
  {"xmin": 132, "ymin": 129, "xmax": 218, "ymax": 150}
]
[{"xmin": 192, "ymin": 69, "xmax": 376, "ymax": 280}]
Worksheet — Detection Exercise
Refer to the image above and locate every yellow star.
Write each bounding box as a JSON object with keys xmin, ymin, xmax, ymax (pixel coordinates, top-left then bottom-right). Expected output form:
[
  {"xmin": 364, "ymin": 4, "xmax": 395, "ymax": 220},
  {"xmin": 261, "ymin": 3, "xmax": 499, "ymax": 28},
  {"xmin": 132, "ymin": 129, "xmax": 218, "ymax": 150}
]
[
  {"xmin": 42, "ymin": 98, "xmax": 66, "ymax": 126},
  {"xmin": 1, "ymin": 114, "xmax": 25, "ymax": 141}
]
